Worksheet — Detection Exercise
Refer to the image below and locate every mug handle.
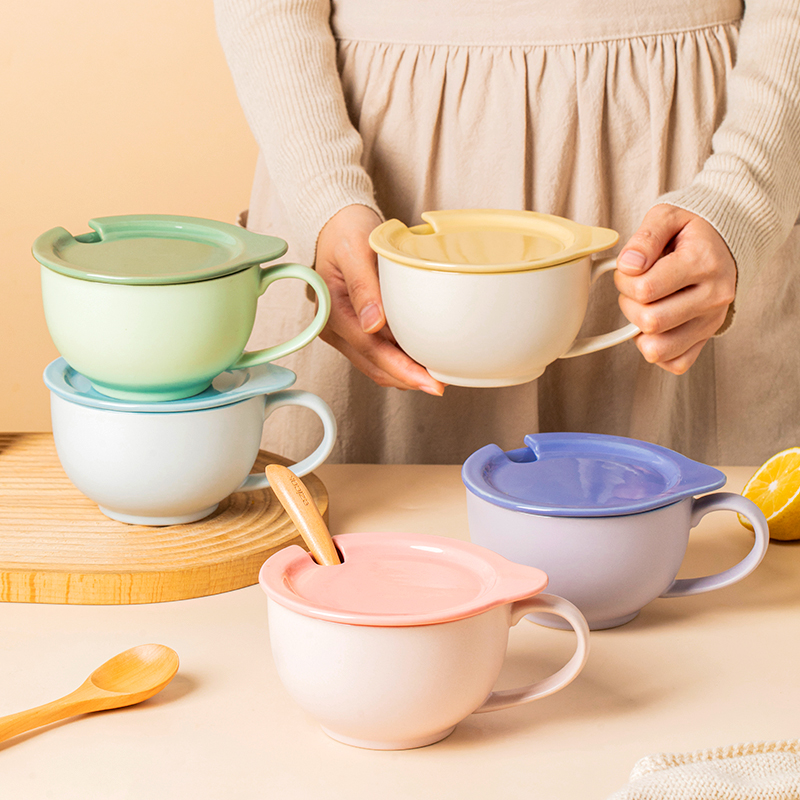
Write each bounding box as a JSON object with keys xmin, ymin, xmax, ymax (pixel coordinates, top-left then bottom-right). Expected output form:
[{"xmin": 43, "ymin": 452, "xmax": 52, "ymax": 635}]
[
  {"xmin": 660, "ymin": 492, "xmax": 769, "ymax": 597},
  {"xmin": 559, "ymin": 257, "xmax": 640, "ymax": 359},
  {"xmin": 231, "ymin": 264, "xmax": 331, "ymax": 369},
  {"xmin": 236, "ymin": 390, "xmax": 337, "ymax": 492},
  {"xmin": 473, "ymin": 593, "xmax": 591, "ymax": 714}
]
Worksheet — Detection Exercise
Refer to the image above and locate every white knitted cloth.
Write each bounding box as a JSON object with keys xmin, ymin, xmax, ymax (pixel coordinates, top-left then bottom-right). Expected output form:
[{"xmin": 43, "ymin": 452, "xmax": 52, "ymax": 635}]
[{"xmin": 608, "ymin": 741, "xmax": 800, "ymax": 799}]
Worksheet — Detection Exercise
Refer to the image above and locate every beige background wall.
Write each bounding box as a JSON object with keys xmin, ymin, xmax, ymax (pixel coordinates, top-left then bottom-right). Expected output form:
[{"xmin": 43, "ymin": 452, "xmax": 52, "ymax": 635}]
[{"xmin": 1, "ymin": 1, "xmax": 258, "ymax": 431}]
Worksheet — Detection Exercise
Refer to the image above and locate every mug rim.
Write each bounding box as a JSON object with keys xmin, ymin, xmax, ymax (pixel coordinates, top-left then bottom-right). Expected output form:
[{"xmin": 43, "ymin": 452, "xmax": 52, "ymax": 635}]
[
  {"xmin": 369, "ymin": 209, "xmax": 618, "ymax": 273},
  {"xmin": 377, "ymin": 251, "xmax": 591, "ymax": 276},
  {"xmin": 43, "ymin": 357, "xmax": 297, "ymax": 414},
  {"xmin": 260, "ymin": 532, "xmax": 549, "ymax": 628},
  {"xmin": 462, "ymin": 434, "xmax": 727, "ymax": 517},
  {"xmin": 33, "ymin": 214, "xmax": 288, "ymax": 286}
]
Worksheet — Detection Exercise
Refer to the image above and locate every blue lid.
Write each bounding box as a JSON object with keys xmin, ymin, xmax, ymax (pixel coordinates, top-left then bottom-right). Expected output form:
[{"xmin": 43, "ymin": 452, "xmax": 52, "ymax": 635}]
[
  {"xmin": 461, "ymin": 433, "xmax": 726, "ymax": 517},
  {"xmin": 44, "ymin": 357, "xmax": 296, "ymax": 413}
]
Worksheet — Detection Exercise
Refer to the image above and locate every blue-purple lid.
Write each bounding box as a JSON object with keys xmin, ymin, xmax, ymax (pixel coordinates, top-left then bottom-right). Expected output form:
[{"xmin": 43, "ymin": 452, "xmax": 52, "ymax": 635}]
[{"xmin": 461, "ymin": 433, "xmax": 726, "ymax": 517}]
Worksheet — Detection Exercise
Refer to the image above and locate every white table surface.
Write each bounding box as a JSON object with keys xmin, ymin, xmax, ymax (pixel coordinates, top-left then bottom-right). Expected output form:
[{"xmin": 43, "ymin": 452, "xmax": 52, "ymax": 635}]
[{"xmin": 2, "ymin": 464, "xmax": 798, "ymax": 800}]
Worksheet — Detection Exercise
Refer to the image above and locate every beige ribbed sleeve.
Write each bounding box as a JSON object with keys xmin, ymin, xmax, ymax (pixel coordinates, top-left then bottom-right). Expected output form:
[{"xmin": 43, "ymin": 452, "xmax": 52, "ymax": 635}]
[
  {"xmin": 215, "ymin": 0, "xmax": 800, "ymax": 300},
  {"xmin": 213, "ymin": 0, "xmax": 380, "ymax": 255},
  {"xmin": 658, "ymin": 0, "xmax": 800, "ymax": 299}
]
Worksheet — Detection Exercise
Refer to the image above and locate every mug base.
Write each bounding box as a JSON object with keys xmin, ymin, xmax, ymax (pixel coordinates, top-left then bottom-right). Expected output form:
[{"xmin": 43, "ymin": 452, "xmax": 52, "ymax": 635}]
[
  {"xmin": 320, "ymin": 724, "xmax": 457, "ymax": 750},
  {"xmin": 98, "ymin": 504, "xmax": 220, "ymax": 527},
  {"xmin": 526, "ymin": 610, "xmax": 639, "ymax": 631},
  {"xmin": 90, "ymin": 380, "xmax": 213, "ymax": 402},
  {"xmin": 426, "ymin": 369, "xmax": 544, "ymax": 388}
]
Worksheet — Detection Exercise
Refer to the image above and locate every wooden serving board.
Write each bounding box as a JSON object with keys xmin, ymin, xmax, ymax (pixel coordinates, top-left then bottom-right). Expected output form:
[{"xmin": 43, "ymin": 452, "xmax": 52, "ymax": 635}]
[{"xmin": 0, "ymin": 433, "xmax": 327, "ymax": 605}]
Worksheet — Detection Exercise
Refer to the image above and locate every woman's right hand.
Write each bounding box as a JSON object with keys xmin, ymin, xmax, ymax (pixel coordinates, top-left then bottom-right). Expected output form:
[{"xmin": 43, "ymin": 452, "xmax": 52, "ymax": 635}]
[{"xmin": 314, "ymin": 205, "xmax": 446, "ymax": 395}]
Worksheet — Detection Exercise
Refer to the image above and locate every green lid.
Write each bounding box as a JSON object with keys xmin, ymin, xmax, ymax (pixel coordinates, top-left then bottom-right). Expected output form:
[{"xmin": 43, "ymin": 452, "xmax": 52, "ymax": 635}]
[{"xmin": 32, "ymin": 214, "xmax": 289, "ymax": 285}]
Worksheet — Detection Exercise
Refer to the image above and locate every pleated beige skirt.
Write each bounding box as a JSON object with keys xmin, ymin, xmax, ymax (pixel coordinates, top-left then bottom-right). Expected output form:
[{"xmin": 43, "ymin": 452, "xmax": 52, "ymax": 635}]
[{"xmin": 244, "ymin": 0, "xmax": 800, "ymax": 466}]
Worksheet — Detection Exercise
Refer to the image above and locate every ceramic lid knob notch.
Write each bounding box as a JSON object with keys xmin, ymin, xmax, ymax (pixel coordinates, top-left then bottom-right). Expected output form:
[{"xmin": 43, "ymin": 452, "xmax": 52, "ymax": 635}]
[
  {"xmin": 368, "ymin": 209, "xmax": 619, "ymax": 273},
  {"xmin": 265, "ymin": 464, "xmax": 341, "ymax": 566},
  {"xmin": 462, "ymin": 433, "xmax": 728, "ymax": 517},
  {"xmin": 32, "ymin": 214, "xmax": 291, "ymax": 285}
]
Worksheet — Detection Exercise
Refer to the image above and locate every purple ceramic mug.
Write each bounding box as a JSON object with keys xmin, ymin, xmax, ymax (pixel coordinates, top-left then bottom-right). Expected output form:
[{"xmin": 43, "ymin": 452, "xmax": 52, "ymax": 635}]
[{"xmin": 462, "ymin": 433, "xmax": 769, "ymax": 630}]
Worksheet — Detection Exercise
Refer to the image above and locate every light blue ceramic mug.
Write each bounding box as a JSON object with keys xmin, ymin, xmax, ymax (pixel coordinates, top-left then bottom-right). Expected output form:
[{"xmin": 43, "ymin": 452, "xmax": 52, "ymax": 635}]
[{"xmin": 45, "ymin": 359, "xmax": 337, "ymax": 526}]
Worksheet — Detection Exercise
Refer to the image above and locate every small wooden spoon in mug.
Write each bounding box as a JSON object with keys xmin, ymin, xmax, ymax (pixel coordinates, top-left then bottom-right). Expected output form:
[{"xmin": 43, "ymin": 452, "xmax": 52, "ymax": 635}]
[
  {"xmin": 0, "ymin": 644, "xmax": 179, "ymax": 744},
  {"xmin": 266, "ymin": 464, "xmax": 341, "ymax": 566}
]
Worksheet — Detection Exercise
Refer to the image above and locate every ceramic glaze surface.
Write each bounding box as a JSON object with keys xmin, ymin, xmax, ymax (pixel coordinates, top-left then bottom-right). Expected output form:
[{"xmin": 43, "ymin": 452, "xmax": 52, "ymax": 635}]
[
  {"xmin": 263, "ymin": 532, "xmax": 548, "ymax": 626},
  {"xmin": 369, "ymin": 209, "xmax": 618, "ymax": 273},
  {"xmin": 267, "ymin": 599, "xmax": 510, "ymax": 749},
  {"xmin": 467, "ymin": 448, "xmax": 769, "ymax": 630},
  {"xmin": 467, "ymin": 494, "xmax": 692, "ymax": 629},
  {"xmin": 32, "ymin": 214, "xmax": 288, "ymax": 284},
  {"xmin": 49, "ymin": 381, "xmax": 337, "ymax": 526},
  {"xmin": 375, "ymin": 253, "xmax": 638, "ymax": 387},
  {"xmin": 39, "ymin": 261, "xmax": 330, "ymax": 402},
  {"xmin": 370, "ymin": 209, "xmax": 635, "ymax": 386},
  {"xmin": 287, "ymin": 554, "xmax": 486, "ymax": 615},
  {"xmin": 262, "ymin": 534, "xmax": 591, "ymax": 750},
  {"xmin": 44, "ymin": 358, "xmax": 297, "ymax": 413},
  {"xmin": 462, "ymin": 433, "xmax": 727, "ymax": 516},
  {"xmin": 51, "ymin": 394, "xmax": 264, "ymax": 524}
]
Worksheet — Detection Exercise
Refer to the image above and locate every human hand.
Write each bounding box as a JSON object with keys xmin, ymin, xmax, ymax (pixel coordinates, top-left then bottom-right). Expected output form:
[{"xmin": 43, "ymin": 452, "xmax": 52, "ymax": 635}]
[
  {"xmin": 614, "ymin": 204, "xmax": 737, "ymax": 375},
  {"xmin": 314, "ymin": 205, "xmax": 446, "ymax": 395}
]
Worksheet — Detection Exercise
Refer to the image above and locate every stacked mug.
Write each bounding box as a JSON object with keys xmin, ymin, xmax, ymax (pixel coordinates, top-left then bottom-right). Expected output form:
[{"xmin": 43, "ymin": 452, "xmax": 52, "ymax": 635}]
[{"xmin": 33, "ymin": 214, "xmax": 336, "ymax": 525}]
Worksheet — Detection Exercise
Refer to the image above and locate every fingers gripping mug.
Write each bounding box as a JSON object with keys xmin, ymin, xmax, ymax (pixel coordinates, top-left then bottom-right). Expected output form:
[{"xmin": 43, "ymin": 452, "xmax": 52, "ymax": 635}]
[{"xmin": 369, "ymin": 209, "xmax": 639, "ymax": 387}]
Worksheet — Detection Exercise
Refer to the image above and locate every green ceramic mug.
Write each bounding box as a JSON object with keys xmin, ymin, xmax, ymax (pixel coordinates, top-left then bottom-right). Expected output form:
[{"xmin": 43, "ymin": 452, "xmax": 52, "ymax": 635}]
[{"xmin": 34, "ymin": 215, "xmax": 332, "ymax": 402}]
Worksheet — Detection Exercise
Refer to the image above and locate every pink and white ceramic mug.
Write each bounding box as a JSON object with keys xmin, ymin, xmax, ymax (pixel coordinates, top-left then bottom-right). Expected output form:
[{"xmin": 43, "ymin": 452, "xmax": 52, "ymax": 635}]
[{"xmin": 260, "ymin": 532, "xmax": 590, "ymax": 750}]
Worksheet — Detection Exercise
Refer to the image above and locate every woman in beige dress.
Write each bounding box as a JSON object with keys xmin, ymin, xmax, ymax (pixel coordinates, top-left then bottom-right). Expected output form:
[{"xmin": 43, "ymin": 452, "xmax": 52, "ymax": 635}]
[{"xmin": 214, "ymin": 0, "xmax": 800, "ymax": 466}]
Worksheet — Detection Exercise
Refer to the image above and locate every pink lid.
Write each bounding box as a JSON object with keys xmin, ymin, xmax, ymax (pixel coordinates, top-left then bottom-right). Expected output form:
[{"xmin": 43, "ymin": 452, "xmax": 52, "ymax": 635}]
[{"xmin": 259, "ymin": 532, "xmax": 548, "ymax": 627}]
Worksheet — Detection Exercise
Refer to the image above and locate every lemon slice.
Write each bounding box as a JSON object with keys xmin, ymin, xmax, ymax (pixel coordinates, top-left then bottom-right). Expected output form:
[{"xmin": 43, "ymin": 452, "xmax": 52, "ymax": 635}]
[{"xmin": 738, "ymin": 447, "xmax": 800, "ymax": 541}]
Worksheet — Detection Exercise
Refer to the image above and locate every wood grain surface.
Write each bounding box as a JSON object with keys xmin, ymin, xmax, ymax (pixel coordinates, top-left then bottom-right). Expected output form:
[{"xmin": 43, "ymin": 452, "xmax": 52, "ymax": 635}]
[{"xmin": 0, "ymin": 433, "xmax": 327, "ymax": 605}]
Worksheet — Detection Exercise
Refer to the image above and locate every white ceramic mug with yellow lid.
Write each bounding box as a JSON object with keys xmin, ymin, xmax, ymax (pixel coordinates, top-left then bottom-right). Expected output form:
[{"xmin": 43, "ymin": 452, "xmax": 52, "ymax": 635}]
[{"xmin": 369, "ymin": 209, "xmax": 639, "ymax": 387}]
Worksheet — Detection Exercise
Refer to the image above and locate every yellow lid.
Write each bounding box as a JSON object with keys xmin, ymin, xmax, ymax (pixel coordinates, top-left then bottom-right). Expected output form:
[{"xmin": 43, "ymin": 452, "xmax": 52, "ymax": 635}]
[{"xmin": 369, "ymin": 209, "xmax": 618, "ymax": 273}]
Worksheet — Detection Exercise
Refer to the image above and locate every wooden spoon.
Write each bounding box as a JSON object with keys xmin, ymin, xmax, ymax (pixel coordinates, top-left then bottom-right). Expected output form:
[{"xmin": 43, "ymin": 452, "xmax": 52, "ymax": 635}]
[
  {"xmin": 266, "ymin": 463, "xmax": 341, "ymax": 566},
  {"xmin": 0, "ymin": 643, "xmax": 179, "ymax": 744}
]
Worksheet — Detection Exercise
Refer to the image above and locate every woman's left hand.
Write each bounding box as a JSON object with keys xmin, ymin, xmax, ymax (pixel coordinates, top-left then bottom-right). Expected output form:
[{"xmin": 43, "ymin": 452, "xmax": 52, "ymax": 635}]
[{"xmin": 614, "ymin": 204, "xmax": 737, "ymax": 375}]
